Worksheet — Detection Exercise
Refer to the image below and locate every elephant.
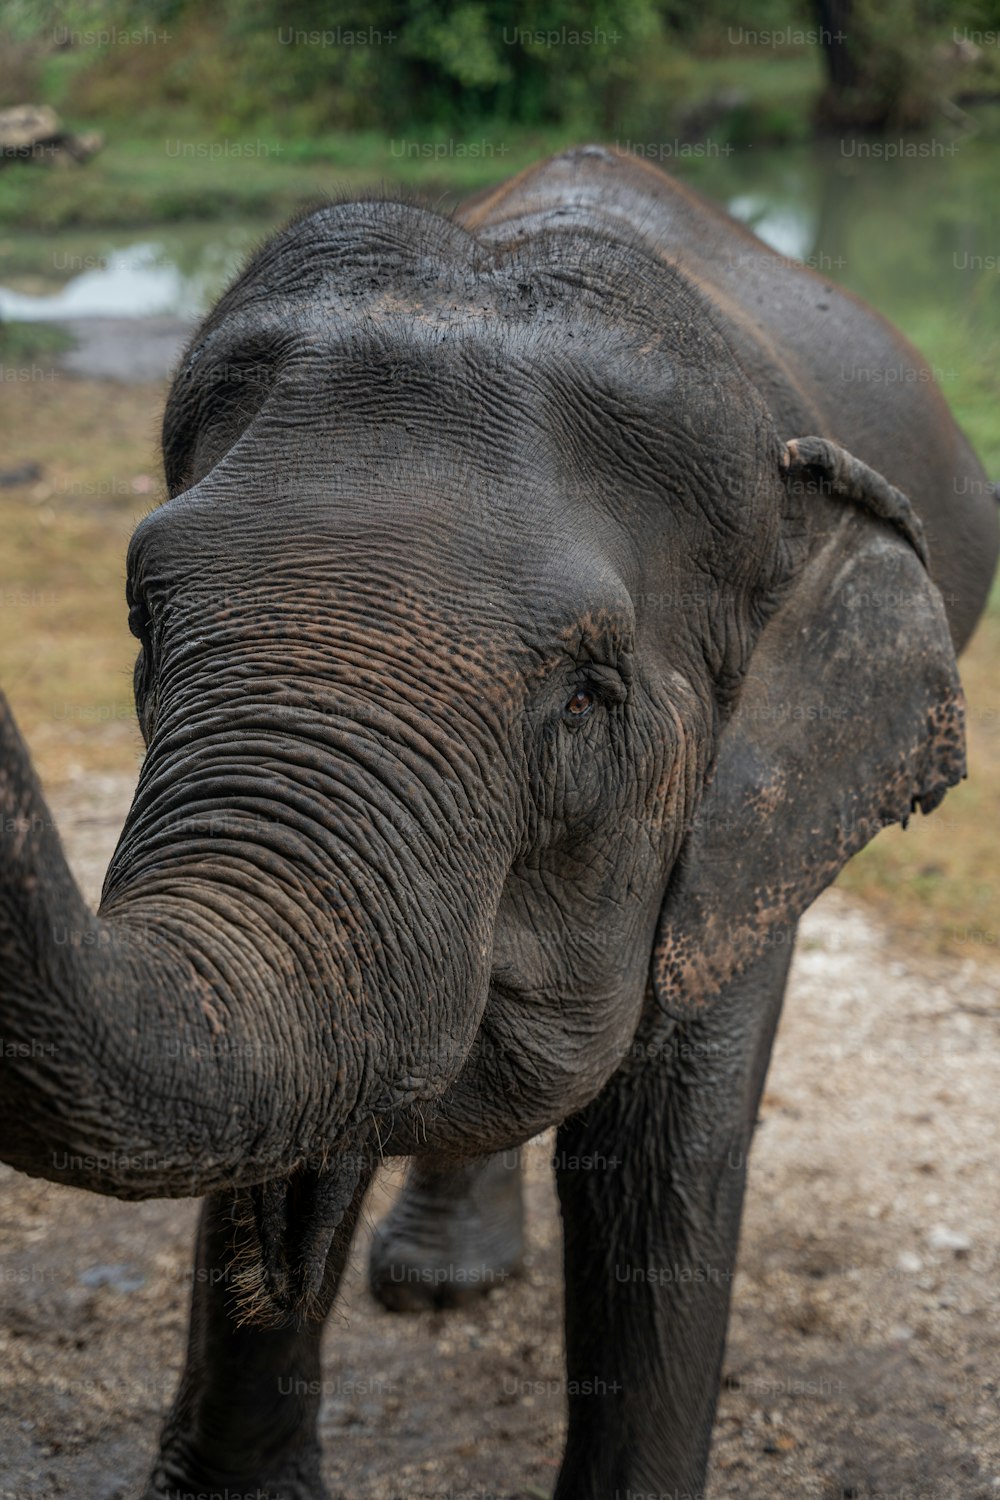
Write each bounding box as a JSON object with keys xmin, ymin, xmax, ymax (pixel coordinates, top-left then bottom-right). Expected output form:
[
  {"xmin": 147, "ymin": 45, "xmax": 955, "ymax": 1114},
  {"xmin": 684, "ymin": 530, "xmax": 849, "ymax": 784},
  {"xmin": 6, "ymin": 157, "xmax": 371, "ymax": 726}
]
[{"xmin": 0, "ymin": 143, "xmax": 996, "ymax": 1499}]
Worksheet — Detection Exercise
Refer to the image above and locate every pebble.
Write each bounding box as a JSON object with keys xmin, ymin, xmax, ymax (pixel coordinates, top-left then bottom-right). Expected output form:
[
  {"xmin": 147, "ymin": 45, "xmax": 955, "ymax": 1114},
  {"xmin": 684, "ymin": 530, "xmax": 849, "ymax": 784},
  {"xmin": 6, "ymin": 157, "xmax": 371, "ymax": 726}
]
[
  {"xmin": 77, "ymin": 1262, "xmax": 146, "ymax": 1293},
  {"xmin": 926, "ymin": 1226, "xmax": 973, "ymax": 1254}
]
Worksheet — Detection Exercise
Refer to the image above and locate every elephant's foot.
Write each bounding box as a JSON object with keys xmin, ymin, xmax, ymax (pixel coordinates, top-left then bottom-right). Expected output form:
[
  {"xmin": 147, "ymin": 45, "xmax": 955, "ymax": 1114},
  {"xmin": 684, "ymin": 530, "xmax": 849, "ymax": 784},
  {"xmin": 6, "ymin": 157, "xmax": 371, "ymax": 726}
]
[
  {"xmin": 143, "ymin": 1445, "xmax": 328, "ymax": 1500},
  {"xmin": 369, "ymin": 1150, "xmax": 524, "ymax": 1311}
]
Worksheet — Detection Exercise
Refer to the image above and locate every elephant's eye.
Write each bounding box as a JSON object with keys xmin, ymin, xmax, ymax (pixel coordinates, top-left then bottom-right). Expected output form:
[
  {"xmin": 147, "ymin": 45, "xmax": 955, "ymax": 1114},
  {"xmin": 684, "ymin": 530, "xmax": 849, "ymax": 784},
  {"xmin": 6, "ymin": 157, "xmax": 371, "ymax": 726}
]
[
  {"xmin": 564, "ymin": 689, "xmax": 595, "ymax": 719},
  {"xmin": 128, "ymin": 600, "xmax": 152, "ymax": 648}
]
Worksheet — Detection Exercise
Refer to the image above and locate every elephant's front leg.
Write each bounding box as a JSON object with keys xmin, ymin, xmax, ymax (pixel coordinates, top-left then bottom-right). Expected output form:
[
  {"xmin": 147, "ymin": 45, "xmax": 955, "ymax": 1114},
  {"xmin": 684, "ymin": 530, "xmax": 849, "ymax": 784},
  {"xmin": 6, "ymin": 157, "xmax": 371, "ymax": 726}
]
[
  {"xmin": 555, "ymin": 935, "xmax": 795, "ymax": 1500},
  {"xmin": 368, "ymin": 1149, "xmax": 524, "ymax": 1310},
  {"xmin": 146, "ymin": 1173, "xmax": 371, "ymax": 1500}
]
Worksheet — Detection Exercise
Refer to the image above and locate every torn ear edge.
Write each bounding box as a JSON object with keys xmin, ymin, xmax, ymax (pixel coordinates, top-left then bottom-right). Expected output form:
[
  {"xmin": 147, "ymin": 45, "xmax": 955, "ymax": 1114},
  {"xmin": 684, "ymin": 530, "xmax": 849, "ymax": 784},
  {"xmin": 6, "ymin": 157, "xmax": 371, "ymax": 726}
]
[
  {"xmin": 651, "ymin": 442, "xmax": 965, "ymax": 1024},
  {"xmin": 783, "ymin": 435, "xmax": 929, "ymax": 569}
]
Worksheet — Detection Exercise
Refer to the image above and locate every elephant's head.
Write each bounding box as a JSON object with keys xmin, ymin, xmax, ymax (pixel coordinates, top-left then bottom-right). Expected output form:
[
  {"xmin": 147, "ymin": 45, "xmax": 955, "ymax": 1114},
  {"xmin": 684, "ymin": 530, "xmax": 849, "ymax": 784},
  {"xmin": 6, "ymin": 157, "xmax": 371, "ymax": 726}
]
[{"xmin": 0, "ymin": 201, "xmax": 964, "ymax": 1319}]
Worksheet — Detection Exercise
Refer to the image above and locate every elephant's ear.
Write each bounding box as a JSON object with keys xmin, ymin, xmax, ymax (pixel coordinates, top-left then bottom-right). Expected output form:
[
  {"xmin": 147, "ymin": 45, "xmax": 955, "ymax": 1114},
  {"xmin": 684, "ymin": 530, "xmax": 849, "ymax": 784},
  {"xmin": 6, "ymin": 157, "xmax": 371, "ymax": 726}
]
[{"xmin": 652, "ymin": 436, "xmax": 966, "ymax": 1019}]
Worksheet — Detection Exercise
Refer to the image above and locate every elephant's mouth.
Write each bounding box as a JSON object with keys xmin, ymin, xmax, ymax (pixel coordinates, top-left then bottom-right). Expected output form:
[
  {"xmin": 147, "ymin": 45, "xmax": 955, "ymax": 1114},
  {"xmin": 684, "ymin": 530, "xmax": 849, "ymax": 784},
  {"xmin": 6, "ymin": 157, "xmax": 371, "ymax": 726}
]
[{"xmin": 232, "ymin": 1149, "xmax": 370, "ymax": 1327}]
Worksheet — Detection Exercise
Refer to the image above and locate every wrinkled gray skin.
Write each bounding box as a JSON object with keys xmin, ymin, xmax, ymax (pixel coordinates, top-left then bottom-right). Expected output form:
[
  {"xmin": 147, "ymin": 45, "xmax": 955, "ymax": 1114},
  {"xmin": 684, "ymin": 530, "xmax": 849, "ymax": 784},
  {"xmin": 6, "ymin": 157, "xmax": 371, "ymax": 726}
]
[{"xmin": 0, "ymin": 146, "xmax": 996, "ymax": 1499}]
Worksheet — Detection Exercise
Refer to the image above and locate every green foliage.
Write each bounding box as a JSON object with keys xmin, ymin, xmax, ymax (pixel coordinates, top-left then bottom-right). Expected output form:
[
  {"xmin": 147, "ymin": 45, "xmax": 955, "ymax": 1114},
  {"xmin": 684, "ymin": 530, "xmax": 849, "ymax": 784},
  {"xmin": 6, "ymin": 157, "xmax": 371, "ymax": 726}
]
[
  {"xmin": 2, "ymin": 0, "xmax": 999, "ymax": 141},
  {"xmin": 216, "ymin": 0, "xmax": 666, "ymax": 131},
  {"xmin": 810, "ymin": 0, "xmax": 1000, "ymax": 131},
  {"xmin": 841, "ymin": 0, "xmax": 938, "ymax": 129},
  {"xmin": 22, "ymin": 0, "xmax": 662, "ymax": 132}
]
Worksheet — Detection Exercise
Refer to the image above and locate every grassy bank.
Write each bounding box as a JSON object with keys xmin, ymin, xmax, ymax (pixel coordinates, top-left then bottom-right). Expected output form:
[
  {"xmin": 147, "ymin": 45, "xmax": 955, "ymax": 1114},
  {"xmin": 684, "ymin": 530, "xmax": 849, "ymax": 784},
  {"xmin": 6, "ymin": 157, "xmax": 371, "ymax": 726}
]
[
  {"xmin": 0, "ymin": 122, "xmax": 581, "ymax": 230},
  {"xmin": 0, "ymin": 47, "xmax": 829, "ymax": 231},
  {"xmin": 0, "ymin": 372, "xmax": 153, "ymax": 787}
]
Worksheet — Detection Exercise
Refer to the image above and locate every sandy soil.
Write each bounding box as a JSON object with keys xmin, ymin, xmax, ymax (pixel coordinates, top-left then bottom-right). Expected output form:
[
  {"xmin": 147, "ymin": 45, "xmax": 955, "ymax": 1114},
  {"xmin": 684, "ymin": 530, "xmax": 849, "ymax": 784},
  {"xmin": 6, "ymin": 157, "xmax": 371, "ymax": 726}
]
[{"xmin": 0, "ymin": 771, "xmax": 997, "ymax": 1500}]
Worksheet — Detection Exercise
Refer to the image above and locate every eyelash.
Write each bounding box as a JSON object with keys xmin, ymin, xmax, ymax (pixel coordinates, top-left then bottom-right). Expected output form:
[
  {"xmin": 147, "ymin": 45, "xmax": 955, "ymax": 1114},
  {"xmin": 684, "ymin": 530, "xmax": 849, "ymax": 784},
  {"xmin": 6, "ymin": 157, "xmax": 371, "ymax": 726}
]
[{"xmin": 561, "ymin": 668, "xmax": 628, "ymax": 726}]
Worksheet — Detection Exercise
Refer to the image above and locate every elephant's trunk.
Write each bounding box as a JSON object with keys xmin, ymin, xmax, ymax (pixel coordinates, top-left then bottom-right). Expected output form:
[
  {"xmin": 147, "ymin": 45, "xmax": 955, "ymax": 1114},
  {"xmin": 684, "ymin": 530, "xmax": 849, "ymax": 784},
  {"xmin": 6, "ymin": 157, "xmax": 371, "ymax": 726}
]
[{"xmin": 0, "ymin": 686, "xmax": 505, "ymax": 1205}]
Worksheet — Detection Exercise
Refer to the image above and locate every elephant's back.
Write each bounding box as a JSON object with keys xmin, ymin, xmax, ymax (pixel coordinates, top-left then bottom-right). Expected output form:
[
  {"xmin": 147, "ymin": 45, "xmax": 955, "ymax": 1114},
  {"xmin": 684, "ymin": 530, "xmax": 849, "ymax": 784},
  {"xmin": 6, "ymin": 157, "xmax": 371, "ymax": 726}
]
[{"xmin": 461, "ymin": 146, "xmax": 998, "ymax": 650}]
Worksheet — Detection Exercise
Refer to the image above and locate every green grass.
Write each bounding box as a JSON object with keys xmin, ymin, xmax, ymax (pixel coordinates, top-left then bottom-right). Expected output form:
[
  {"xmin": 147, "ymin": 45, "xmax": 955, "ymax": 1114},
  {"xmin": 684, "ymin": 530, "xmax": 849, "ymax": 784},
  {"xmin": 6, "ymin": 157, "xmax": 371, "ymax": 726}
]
[
  {"xmin": 0, "ymin": 121, "xmax": 584, "ymax": 230},
  {"xmin": 0, "ymin": 320, "xmax": 75, "ymax": 362},
  {"xmin": 898, "ymin": 307, "xmax": 1000, "ymax": 485},
  {"xmin": 0, "ymin": 374, "xmax": 156, "ymax": 786}
]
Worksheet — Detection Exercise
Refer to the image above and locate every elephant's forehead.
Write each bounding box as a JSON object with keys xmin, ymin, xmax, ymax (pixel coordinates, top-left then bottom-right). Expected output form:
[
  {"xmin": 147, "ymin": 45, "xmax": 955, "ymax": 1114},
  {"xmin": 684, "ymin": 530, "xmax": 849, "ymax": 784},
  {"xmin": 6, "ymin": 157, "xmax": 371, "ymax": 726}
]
[
  {"xmin": 179, "ymin": 199, "xmax": 762, "ymax": 470},
  {"xmin": 199, "ymin": 195, "xmax": 728, "ymax": 366},
  {"xmin": 167, "ymin": 205, "xmax": 777, "ymax": 580},
  {"xmin": 277, "ymin": 319, "xmax": 763, "ymax": 535},
  {"xmin": 166, "ymin": 309, "xmax": 771, "ymax": 615},
  {"xmin": 180, "ymin": 304, "xmax": 693, "ymax": 505},
  {"xmin": 195, "ymin": 287, "xmax": 684, "ymax": 398},
  {"xmin": 291, "ymin": 315, "xmax": 682, "ymax": 430}
]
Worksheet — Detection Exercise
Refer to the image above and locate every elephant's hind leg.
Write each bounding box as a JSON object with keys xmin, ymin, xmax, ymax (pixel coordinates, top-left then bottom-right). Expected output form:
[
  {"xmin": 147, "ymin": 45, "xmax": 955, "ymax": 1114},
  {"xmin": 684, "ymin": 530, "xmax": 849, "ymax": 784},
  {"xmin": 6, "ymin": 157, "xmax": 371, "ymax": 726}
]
[{"xmin": 368, "ymin": 1150, "xmax": 524, "ymax": 1311}]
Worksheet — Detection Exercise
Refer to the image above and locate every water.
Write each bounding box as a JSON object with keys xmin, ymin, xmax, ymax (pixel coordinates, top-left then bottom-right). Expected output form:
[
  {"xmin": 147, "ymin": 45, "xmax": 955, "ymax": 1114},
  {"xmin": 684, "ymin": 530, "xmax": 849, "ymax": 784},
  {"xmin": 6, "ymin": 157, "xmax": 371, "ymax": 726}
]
[
  {"xmin": 0, "ymin": 222, "xmax": 264, "ymax": 322},
  {"xmin": 0, "ymin": 241, "xmax": 218, "ymax": 322},
  {"xmin": 1, "ymin": 131, "xmax": 998, "ymax": 404}
]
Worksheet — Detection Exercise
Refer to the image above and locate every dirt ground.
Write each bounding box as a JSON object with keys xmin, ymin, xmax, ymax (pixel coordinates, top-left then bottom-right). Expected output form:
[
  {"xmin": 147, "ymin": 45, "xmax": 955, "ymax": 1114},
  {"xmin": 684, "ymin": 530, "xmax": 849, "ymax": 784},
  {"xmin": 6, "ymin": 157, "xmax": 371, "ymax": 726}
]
[{"xmin": 0, "ymin": 771, "xmax": 997, "ymax": 1500}]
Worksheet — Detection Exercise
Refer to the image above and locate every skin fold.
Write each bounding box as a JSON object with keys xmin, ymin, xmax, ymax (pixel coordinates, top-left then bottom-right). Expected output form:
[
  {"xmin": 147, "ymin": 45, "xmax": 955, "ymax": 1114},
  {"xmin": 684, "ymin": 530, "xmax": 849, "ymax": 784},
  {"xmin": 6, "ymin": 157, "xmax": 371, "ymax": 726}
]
[{"xmin": 0, "ymin": 145, "xmax": 996, "ymax": 1499}]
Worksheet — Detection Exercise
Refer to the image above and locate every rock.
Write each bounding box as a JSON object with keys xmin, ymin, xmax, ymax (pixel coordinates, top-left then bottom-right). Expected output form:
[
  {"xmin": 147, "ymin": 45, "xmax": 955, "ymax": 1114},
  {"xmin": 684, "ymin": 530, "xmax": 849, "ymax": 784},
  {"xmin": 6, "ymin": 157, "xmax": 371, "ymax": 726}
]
[
  {"xmin": 0, "ymin": 104, "xmax": 60, "ymax": 150},
  {"xmin": 0, "ymin": 103, "xmax": 103, "ymax": 169},
  {"xmin": 897, "ymin": 1250, "xmax": 923, "ymax": 1273},
  {"xmin": 77, "ymin": 1262, "xmax": 146, "ymax": 1292},
  {"xmin": 926, "ymin": 1225, "xmax": 972, "ymax": 1255},
  {"xmin": 0, "ymin": 462, "xmax": 43, "ymax": 487}
]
